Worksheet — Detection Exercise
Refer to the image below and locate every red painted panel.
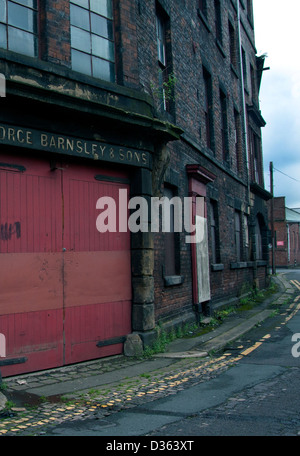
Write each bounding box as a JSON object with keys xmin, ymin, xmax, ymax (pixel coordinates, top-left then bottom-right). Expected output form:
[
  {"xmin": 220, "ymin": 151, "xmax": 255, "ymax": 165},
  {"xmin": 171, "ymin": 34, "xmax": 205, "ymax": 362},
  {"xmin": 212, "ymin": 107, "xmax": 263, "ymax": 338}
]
[
  {"xmin": 0, "ymin": 153, "xmax": 63, "ymax": 254},
  {"xmin": 0, "ymin": 153, "xmax": 132, "ymax": 376},
  {"xmin": 62, "ymin": 162, "xmax": 131, "ymax": 365},
  {"xmin": 64, "ymin": 300, "xmax": 131, "ymax": 364},
  {"xmin": 63, "ymin": 251, "xmax": 131, "ymax": 308},
  {"xmin": 62, "ymin": 163, "xmax": 130, "ymax": 253},
  {"xmin": 0, "ymin": 309, "xmax": 63, "ymax": 377},
  {"xmin": 0, "ymin": 253, "xmax": 63, "ymax": 315}
]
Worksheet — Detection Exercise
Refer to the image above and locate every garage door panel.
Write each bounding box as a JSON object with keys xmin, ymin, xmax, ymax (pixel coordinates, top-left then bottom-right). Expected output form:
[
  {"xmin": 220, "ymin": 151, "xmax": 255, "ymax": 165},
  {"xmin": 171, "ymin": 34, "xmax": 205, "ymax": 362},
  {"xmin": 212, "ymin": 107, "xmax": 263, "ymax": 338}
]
[
  {"xmin": 0, "ymin": 156, "xmax": 62, "ymax": 254},
  {"xmin": 0, "ymin": 253, "xmax": 63, "ymax": 315},
  {"xmin": 64, "ymin": 300, "xmax": 131, "ymax": 364},
  {"xmin": 0, "ymin": 155, "xmax": 132, "ymax": 375},
  {"xmin": 62, "ymin": 164, "xmax": 132, "ymax": 365},
  {"xmin": 0, "ymin": 309, "xmax": 64, "ymax": 377},
  {"xmin": 63, "ymin": 251, "xmax": 132, "ymax": 308},
  {"xmin": 63, "ymin": 177, "xmax": 130, "ymax": 253}
]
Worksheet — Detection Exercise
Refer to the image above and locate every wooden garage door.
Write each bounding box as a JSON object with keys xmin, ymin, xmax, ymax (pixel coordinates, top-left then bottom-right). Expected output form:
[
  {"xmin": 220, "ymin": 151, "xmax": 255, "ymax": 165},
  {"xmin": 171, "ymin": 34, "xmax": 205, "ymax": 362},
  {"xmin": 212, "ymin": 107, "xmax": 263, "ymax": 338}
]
[{"xmin": 0, "ymin": 153, "xmax": 131, "ymax": 377}]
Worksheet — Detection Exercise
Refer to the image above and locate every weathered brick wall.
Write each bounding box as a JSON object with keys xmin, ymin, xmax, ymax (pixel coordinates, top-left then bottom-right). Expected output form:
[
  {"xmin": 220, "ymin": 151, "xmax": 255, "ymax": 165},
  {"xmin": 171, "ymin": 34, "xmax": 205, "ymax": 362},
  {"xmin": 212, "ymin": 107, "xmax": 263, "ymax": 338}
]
[
  {"xmin": 133, "ymin": 0, "xmax": 265, "ymax": 321},
  {"xmin": 36, "ymin": 0, "xmax": 268, "ymax": 323},
  {"xmin": 40, "ymin": 0, "xmax": 71, "ymax": 66}
]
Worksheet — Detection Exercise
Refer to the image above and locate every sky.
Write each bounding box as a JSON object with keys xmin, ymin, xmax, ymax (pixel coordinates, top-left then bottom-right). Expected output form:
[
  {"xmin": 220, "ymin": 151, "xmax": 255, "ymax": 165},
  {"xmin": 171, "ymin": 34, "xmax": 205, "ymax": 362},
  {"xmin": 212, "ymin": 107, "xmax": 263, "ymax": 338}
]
[{"xmin": 253, "ymin": 0, "xmax": 300, "ymax": 209}]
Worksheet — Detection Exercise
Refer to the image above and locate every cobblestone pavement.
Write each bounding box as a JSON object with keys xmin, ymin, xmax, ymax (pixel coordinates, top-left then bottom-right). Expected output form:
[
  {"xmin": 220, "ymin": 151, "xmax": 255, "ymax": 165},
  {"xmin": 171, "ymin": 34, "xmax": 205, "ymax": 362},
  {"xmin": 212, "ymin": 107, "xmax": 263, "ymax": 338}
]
[
  {"xmin": 0, "ymin": 352, "xmax": 243, "ymax": 435},
  {"xmin": 0, "ymin": 276, "xmax": 299, "ymax": 436}
]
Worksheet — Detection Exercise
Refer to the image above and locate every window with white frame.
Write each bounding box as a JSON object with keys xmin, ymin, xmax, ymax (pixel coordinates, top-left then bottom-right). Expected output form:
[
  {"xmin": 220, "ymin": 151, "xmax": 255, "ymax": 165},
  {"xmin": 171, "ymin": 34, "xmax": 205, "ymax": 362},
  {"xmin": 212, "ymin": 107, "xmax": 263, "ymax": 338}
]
[
  {"xmin": 0, "ymin": 0, "xmax": 38, "ymax": 57},
  {"xmin": 70, "ymin": 0, "xmax": 115, "ymax": 82}
]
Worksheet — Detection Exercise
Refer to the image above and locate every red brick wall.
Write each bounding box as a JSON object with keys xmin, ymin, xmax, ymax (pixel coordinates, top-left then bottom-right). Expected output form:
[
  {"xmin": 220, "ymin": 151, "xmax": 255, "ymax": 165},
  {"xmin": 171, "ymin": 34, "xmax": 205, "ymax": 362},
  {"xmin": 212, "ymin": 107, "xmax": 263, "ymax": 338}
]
[
  {"xmin": 40, "ymin": 0, "xmax": 71, "ymax": 66},
  {"xmin": 33, "ymin": 0, "xmax": 268, "ymax": 323}
]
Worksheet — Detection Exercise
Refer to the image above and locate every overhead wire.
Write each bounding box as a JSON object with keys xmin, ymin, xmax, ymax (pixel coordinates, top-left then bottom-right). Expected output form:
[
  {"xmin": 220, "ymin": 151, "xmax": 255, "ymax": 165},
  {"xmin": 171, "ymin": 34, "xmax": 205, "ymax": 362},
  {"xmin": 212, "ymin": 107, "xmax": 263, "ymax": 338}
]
[{"xmin": 273, "ymin": 167, "xmax": 300, "ymax": 183}]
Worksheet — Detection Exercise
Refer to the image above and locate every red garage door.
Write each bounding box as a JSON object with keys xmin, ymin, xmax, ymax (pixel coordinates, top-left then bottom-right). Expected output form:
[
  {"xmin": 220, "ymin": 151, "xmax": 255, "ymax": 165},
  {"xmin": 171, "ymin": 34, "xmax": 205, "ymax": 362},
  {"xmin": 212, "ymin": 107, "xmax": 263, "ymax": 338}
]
[{"xmin": 0, "ymin": 153, "xmax": 132, "ymax": 377}]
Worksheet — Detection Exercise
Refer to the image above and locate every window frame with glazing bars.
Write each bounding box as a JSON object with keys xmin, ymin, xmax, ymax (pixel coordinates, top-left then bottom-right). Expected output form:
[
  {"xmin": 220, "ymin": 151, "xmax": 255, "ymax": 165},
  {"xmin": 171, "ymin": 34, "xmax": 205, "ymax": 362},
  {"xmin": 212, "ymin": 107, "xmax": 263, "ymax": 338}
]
[
  {"xmin": 70, "ymin": 0, "xmax": 115, "ymax": 83},
  {"xmin": 156, "ymin": 7, "xmax": 172, "ymax": 113},
  {"xmin": 0, "ymin": 0, "xmax": 39, "ymax": 58}
]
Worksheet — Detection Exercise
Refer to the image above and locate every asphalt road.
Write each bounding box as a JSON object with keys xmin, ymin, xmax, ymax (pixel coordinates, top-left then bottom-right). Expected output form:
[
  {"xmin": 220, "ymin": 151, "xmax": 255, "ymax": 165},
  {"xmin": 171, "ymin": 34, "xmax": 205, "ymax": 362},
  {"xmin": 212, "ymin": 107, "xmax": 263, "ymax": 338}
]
[{"xmin": 44, "ymin": 269, "xmax": 300, "ymax": 438}]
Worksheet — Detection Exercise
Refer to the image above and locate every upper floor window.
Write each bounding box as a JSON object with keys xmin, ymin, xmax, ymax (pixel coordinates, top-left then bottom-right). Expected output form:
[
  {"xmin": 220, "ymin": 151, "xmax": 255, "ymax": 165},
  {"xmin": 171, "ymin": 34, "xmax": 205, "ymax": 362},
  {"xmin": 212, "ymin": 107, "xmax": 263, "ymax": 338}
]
[
  {"xmin": 214, "ymin": 0, "xmax": 222, "ymax": 44},
  {"xmin": 156, "ymin": 6, "xmax": 172, "ymax": 112},
  {"xmin": 229, "ymin": 20, "xmax": 237, "ymax": 70},
  {"xmin": 219, "ymin": 88, "xmax": 229, "ymax": 163},
  {"xmin": 234, "ymin": 108, "xmax": 242, "ymax": 174},
  {"xmin": 198, "ymin": 0, "xmax": 208, "ymax": 18},
  {"xmin": 203, "ymin": 66, "xmax": 214, "ymax": 151},
  {"xmin": 249, "ymin": 128, "xmax": 262, "ymax": 185},
  {"xmin": 247, "ymin": 0, "xmax": 253, "ymax": 24},
  {"xmin": 70, "ymin": 0, "xmax": 115, "ymax": 82},
  {"xmin": 241, "ymin": 47, "xmax": 248, "ymax": 90},
  {"xmin": 250, "ymin": 63, "xmax": 257, "ymax": 102},
  {"xmin": 0, "ymin": 0, "xmax": 38, "ymax": 57}
]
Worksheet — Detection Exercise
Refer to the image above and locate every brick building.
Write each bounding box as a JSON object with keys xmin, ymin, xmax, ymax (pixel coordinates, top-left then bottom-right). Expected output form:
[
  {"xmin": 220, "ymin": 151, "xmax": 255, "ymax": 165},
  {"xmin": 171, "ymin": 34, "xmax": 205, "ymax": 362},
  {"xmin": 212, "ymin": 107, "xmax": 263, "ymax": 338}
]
[
  {"xmin": 0, "ymin": 0, "xmax": 270, "ymax": 377},
  {"xmin": 269, "ymin": 197, "xmax": 300, "ymax": 268}
]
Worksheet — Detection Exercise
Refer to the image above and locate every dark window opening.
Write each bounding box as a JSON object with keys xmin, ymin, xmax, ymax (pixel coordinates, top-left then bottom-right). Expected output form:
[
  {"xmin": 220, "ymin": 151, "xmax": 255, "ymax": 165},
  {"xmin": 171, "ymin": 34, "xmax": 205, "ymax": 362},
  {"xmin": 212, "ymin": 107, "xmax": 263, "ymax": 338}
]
[
  {"xmin": 163, "ymin": 186, "xmax": 180, "ymax": 277},
  {"xmin": 203, "ymin": 66, "xmax": 214, "ymax": 151},
  {"xmin": 220, "ymin": 88, "xmax": 229, "ymax": 163},
  {"xmin": 229, "ymin": 20, "xmax": 237, "ymax": 70},
  {"xmin": 214, "ymin": 0, "xmax": 222, "ymax": 44},
  {"xmin": 235, "ymin": 210, "xmax": 242, "ymax": 262},
  {"xmin": 210, "ymin": 200, "xmax": 221, "ymax": 264}
]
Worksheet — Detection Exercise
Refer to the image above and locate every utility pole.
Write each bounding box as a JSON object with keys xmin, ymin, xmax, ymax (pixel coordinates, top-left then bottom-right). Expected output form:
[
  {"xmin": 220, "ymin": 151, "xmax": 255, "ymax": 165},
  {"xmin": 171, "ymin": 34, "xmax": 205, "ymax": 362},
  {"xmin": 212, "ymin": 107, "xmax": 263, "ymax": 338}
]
[{"xmin": 270, "ymin": 162, "xmax": 276, "ymax": 274}]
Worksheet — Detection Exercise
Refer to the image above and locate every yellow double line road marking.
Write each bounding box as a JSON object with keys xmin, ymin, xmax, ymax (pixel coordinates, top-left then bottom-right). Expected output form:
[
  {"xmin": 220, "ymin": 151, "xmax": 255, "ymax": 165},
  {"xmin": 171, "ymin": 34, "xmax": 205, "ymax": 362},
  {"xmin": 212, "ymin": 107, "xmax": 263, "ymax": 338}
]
[{"xmin": 291, "ymin": 280, "xmax": 300, "ymax": 291}]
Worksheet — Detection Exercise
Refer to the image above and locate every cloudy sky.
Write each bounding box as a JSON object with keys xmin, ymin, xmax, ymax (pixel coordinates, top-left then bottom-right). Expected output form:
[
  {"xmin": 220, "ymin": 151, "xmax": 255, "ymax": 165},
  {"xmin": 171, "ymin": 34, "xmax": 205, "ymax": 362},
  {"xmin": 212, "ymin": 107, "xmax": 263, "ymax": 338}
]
[{"xmin": 253, "ymin": 0, "xmax": 300, "ymax": 209}]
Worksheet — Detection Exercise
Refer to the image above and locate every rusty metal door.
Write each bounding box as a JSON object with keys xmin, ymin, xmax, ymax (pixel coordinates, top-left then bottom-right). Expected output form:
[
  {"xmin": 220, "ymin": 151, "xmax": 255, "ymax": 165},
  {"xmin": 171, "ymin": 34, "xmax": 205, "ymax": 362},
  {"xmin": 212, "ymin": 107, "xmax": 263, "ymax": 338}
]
[{"xmin": 0, "ymin": 153, "xmax": 131, "ymax": 376}]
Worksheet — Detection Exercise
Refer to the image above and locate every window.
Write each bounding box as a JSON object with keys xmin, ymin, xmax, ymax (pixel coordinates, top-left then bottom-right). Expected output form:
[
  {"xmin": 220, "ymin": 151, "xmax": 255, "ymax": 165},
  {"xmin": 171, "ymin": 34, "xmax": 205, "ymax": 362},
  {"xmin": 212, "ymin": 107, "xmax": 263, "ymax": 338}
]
[
  {"xmin": 234, "ymin": 211, "xmax": 242, "ymax": 262},
  {"xmin": 234, "ymin": 108, "xmax": 242, "ymax": 173},
  {"xmin": 229, "ymin": 20, "xmax": 237, "ymax": 70},
  {"xmin": 156, "ymin": 7, "xmax": 172, "ymax": 112},
  {"xmin": 203, "ymin": 66, "xmax": 214, "ymax": 151},
  {"xmin": 247, "ymin": 0, "xmax": 253, "ymax": 23},
  {"xmin": 214, "ymin": 0, "xmax": 222, "ymax": 44},
  {"xmin": 241, "ymin": 48, "xmax": 248, "ymax": 90},
  {"xmin": 255, "ymin": 216, "xmax": 263, "ymax": 260},
  {"xmin": 244, "ymin": 214, "xmax": 249, "ymax": 260},
  {"xmin": 0, "ymin": 0, "xmax": 38, "ymax": 57},
  {"xmin": 249, "ymin": 128, "xmax": 262, "ymax": 185},
  {"xmin": 250, "ymin": 64, "xmax": 256, "ymax": 102},
  {"xmin": 198, "ymin": 0, "xmax": 207, "ymax": 18},
  {"xmin": 210, "ymin": 200, "xmax": 220, "ymax": 264},
  {"xmin": 220, "ymin": 88, "xmax": 229, "ymax": 162},
  {"xmin": 70, "ymin": 0, "xmax": 115, "ymax": 82},
  {"xmin": 163, "ymin": 187, "xmax": 179, "ymax": 277}
]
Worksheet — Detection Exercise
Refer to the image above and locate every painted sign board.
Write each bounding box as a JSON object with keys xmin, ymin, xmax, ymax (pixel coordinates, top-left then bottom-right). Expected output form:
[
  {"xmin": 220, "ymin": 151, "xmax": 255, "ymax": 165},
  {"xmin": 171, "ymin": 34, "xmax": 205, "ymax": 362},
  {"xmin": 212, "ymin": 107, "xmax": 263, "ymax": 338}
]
[{"xmin": 0, "ymin": 123, "xmax": 151, "ymax": 168}]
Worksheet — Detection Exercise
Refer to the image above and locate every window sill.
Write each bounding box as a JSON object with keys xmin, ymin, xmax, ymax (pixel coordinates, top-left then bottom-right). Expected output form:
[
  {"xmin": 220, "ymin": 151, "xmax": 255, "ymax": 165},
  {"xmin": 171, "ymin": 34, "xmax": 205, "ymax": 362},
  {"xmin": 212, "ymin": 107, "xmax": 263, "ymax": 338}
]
[
  {"xmin": 230, "ymin": 63, "xmax": 239, "ymax": 79},
  {"xmin": 211, "ymin": 263, "xmax": 224, "ymax": 271},
  {"xmin": 216, "ymin": 39, "xmax": 226, "ymax": 58},
  {"xmin": 230, "ymin": 262, "xmax": 248, "ymax": 269},
  {"xmin": 197, "ymin": 9, "xmax": 211, "ymax": 33},
  {"xmin": 164, "ymin": 275, "xmax": 185, "ymax": 287},
  {"xmin": 256, "ymin": 260, "xmax": 267, "ymax": 267}
]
